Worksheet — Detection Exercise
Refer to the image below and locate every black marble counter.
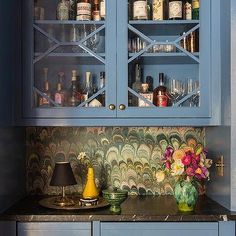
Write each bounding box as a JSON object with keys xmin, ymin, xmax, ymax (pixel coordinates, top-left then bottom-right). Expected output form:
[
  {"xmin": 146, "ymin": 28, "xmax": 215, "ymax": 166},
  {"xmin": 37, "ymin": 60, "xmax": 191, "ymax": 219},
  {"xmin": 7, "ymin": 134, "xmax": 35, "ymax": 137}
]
[{"xmin": 1, "ymin": 195, "xmax": 235, "ymax": 222}]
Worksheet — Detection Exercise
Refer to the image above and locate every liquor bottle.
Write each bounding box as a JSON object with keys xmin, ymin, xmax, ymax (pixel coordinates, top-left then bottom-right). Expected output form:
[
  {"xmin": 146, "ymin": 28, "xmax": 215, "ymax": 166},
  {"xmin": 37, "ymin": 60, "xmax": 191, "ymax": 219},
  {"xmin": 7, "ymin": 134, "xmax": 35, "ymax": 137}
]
[
  {"xmin": 38, "ymin": 68, "xmax": 51, "ymax": 107},
  {"xmin": 100, "ymin": 0, "xmax": 105, "ymax": 20},
  {"xmin": 133, "ymin": 0, "xmax": 148, "ymax": 20},
  {"xmin": 153, "ymin": 0, "xmax": 164, "ymax": 20},
  {"xmin": 57, "ymin": 0, "xmax": 69, "ymax": 20},
  {"xmin": 168, "ymin": 0, "xmax": 183, "ymax": 20},
  {"xmin": 138, "ymin": 83, "xmax": 153, "ymax": 107},
  {"xmin": 132, "ymin": 63, "xmax": 142, "ymax": 92},
  {"xmin": 54, "ymin": 72, "xmax": 66, "ymax": 106},
  {"xmin": 92, "ymin": 0, "xmax": 101, "ymax": 21},
  {"xmin": 77, "ymin": 0, "xmax": 92, "ymax": 21},
  {"xmin": 184, "ymin": 0, "xmax": 192, "ymax": 20},
  {"xmin": 82, "ymin": 72, "xmax": 93, "ymax": 105},
  {"xmin": 68, "ymin": 70, "xmax": 80, "ymax": 107},
  {"xmin": 146, "ymin": 76, "xmax": 153, "ymax": 92},
  {"xmin": 69, "ymin": 0, "xmax": 77, "ymax": 20},
  {"xmin": 153, "ymin": 73, "xmax": 168, "ymax": 107},
  {"xmin": 192, "ymin": 0, "xmax": 199, "ymax": 20},
  {"xmin": 132, "ymin": 63, "xmax": 142, "ymax": 106},
  {"xmin": 97, "ymin": 71, "xmax": 105, "ymax": 106}
]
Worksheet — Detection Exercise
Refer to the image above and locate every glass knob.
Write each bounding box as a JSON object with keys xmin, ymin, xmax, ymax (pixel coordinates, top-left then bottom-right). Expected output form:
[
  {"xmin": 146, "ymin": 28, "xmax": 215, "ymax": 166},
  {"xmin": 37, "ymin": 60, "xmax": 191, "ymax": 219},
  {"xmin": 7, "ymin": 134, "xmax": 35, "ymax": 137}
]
[
  {"xmin": 119, "ymin": 104, "xmax": 126, "ymax": 110},
  {"xmin": 109, "ymin": 104, "xmax": 116, "ymax": 110}
]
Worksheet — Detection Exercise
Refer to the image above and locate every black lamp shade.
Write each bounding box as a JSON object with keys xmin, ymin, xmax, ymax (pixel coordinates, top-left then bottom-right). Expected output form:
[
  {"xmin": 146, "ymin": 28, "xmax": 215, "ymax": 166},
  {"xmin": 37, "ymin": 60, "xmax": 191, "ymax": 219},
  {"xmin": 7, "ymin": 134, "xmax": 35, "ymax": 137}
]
[{"xmin": 50, "ymin": 162, "xmax": 77, "ymax": 187}]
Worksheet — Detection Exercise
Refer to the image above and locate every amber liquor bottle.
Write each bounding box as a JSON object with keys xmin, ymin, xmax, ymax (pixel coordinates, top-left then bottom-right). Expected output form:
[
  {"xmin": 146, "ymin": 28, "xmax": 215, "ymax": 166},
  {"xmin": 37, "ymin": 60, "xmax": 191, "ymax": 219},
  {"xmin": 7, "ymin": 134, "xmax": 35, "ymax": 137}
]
[
  {"xmin": 92, "ymin": 0, "xmax": 101, "ymax": 21},
  {"xmin": 153, "ymin": 73, "xmax": 168, "ymax": 107},
  {"xmin": 54, "ymin": 72, "xmax": 66, "ymax": 106},
  {"xmin": 38, "ymin": 68, "xmax": 51, "ymax": 107}
]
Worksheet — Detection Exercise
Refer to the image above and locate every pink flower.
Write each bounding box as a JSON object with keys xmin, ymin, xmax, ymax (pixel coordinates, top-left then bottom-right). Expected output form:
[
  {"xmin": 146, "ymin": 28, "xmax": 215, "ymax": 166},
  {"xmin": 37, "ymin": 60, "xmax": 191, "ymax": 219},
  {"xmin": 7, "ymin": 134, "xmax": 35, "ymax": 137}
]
[
  {"xmin": 164, "ymin": 147, "xmax": 174, "ymax": 161},
  {"xmin": 181, "ymin": 154, "xmax": 192, "ymax": 166},
  {"xmin": 195, "ymin": 155, "xmax": 200, "ymax": 162},
  {"xmin": 165, "ymin": 161, "xmax": 171, "ymax": 169},
  {"xmin": 186, "ymin": 167, "xmax": 194, "ymax": 177}
]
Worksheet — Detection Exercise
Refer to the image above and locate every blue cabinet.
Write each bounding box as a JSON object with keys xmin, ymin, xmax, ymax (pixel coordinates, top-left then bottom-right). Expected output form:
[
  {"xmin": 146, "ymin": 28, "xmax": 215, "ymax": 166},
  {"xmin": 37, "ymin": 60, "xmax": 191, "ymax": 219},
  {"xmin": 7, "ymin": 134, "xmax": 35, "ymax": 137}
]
[
  {"xmin": 21, "ymin": 0, "xmax": 221, "ymax": 126},
  {"xmin": 101, "ymin": 222, "xmax": 233, "ymax": 236},
  {"xmin": 18, "ymin": 222, "xmax": 91, "ymax": 236}
]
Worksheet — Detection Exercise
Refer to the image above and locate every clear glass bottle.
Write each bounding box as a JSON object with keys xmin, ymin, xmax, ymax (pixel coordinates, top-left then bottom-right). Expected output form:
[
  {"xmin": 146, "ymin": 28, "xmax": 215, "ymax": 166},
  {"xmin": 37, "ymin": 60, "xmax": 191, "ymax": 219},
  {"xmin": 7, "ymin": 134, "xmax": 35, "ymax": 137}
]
[
  {"xmin": 98, "ymin": 71, "xmax": 105, "ymax": 106},
  {"xmin": 57, "ymin": 0, "xmax": 69, "ymax": 20},
  {"xmin": 100, "ymin": 0, "xmax": 105, "ymax": 20},
  {"xmin": 38, "ymin": 68, "xmax": 51, "ymax": 107},
  {"xmin": 138, "ymin": 83, "xmax": 153, "ymax": 107},
  {"xmin": 92, "ymin": 0, "xmax": 101, "ymax": 21},
  {"xmin": 54, "ymin": 72, "xmax": 66, "ymax": 107},
  {"xmin": 133, "ymin": 0, "xmax": 148, "ymax": 20},
  {"xmin": 168, "ymin": 0, "xmax": 183, "ymax": 20},
  {"xmin": 82, "ymin": 72, "xmax": 93, "ymax": 104},
  {"xmin": 132, "ymin": 63, "xmax": 142, "ymax": 92},
  {"xmin": 153, "ymin": 73, "xmax": 168, "ymax": 107},
  {"xmin": 68, "ymin": 70, "xmax": 80, "ymax": 107},
  {"xmin": 77, "ymin": 0, "xmax": 92, "ymax": 21}
]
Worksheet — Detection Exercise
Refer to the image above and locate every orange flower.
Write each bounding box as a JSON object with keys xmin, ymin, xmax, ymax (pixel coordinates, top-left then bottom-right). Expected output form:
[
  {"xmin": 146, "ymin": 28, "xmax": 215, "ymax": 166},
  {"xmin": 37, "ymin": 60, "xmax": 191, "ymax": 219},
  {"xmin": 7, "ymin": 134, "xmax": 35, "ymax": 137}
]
[
  {"xmin": 172, "ymin": 149, "xmax": 185, "ymax": 161},
  {"xmin": 182, "ymin": 146, "xmax": 194, "ymax": 153},
  {"xmin": 187, "ymin": 138, "xmax": 197, "ymax": 148},
  {"xmin": 195, "ymin": 167, "xmax": 202, "ymax": 175}
]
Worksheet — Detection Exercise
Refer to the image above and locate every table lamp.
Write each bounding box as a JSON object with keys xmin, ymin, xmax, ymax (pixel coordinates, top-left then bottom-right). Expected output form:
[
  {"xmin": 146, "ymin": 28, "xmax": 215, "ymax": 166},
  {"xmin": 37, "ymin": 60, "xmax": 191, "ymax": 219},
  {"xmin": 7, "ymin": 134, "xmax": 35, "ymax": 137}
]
[{"xmin": 50, "ymin": 162, "xmax": 77, "ymax": 207}]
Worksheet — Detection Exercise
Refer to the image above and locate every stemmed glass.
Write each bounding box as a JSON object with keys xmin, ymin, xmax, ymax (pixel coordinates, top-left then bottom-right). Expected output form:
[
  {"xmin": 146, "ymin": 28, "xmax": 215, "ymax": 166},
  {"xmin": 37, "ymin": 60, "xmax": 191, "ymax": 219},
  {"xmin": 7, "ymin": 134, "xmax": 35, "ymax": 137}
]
[
  {"xmin": 78, "ymin": 24, "xmax": 90, "ymax": 53},
  {"xmin": 187, "ymin": 79, "xmax": 200, "ymax": 107},
  {"xmin": 89, "ymin": 25, "xmax": 100, "ymax": 53}
]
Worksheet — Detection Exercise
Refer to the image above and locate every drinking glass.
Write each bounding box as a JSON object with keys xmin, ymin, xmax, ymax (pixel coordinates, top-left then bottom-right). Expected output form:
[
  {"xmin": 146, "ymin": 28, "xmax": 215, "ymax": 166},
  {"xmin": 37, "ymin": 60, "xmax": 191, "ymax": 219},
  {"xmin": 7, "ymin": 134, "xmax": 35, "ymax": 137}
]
[
  {"xmin": 70, "ymin": 25, "xmax": 80, "ymax": 53},
  {"xmin": 78, "ymin": 24, "xmax": 90, "ymax": 53},
  {"xmin": 168, "ymin": 79, "xmax": 182, "ymax": 106},
  {"xmin": 187, "ymin": 79, "xmax": 200, "ymax": 107}
]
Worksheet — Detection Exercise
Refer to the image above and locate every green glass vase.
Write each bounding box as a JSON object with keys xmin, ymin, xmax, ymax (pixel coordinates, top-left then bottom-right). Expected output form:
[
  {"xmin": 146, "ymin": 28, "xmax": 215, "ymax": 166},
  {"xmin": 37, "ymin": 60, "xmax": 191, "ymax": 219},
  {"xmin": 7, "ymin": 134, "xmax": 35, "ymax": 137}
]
[{"xmin": 174, "ymin": 180, "xmax": 198, "ymax": 212}]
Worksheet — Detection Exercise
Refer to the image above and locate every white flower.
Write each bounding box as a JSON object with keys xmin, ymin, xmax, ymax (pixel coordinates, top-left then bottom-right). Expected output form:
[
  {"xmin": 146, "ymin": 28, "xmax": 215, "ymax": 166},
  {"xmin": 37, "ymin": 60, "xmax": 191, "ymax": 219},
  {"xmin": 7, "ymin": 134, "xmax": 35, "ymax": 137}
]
[
  {"xmin": 77, "ymin": 152, "xmax": 86, "ymax": 161},
  {"xmin": 156, "ymin": 170, "xmax": 165, "ymax": 183}
]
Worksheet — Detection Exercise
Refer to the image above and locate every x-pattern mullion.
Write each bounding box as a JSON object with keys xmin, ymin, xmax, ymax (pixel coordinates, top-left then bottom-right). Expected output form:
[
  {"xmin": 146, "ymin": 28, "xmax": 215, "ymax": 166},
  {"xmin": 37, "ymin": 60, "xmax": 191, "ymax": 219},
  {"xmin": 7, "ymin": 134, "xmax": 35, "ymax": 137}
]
[
  {"xmin": 34, "ymin": 87, "xmax": 60, "ymax": 107},
  {"xmin": 128, "ymin": 87, "xmax": 155, "ymax": 107},
  {"xmin": 33, "ymin": 24, "xmax": 105, "ymax": 64},
  {"xmin": 78, "ymin": 87, "xmax": 106, "ymax": 108}
]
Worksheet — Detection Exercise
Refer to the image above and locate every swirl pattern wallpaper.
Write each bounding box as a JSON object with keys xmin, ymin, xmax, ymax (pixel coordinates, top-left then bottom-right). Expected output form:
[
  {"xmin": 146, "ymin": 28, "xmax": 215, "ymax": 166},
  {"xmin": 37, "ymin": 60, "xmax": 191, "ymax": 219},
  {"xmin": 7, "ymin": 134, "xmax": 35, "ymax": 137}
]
[{"xmin": 26, "ymin": 127, "xmax": 205, "ymax": 195}]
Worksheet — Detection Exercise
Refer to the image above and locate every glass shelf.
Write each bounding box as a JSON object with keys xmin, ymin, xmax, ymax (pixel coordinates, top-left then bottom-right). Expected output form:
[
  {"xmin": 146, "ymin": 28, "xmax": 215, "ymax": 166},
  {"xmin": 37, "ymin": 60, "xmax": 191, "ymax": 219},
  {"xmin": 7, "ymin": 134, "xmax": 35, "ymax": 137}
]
[{"xmin": 34, "ymin": 20, "xmax": 105, "ymax": 25}]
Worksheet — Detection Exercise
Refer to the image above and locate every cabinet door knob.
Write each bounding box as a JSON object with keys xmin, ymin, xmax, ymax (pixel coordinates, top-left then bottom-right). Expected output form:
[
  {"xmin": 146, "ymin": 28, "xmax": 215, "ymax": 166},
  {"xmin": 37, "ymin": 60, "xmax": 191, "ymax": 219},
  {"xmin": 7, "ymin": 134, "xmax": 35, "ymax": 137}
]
[
  {"xmin": 109, "ymin": 104, "xmax": 116, "ymax": 110},
  {"xmin": 119, "ymin": 104, "xmax": 126, "ymax": 110}
]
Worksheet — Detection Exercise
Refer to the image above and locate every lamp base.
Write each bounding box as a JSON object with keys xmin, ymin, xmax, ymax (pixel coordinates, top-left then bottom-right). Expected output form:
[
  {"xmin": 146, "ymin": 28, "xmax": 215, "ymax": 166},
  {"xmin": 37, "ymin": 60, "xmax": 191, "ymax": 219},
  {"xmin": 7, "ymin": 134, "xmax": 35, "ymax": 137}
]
[{"xmin": 53, "ymin": 196, "xmax": 75, "ymax": 207}]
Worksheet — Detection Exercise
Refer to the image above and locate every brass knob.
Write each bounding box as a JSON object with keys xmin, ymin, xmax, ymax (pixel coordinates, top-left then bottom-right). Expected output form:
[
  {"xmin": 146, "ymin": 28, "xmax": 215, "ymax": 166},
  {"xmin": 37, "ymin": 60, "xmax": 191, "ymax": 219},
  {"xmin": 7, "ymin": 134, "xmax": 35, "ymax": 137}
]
[
  {"xmin": 119, "ymin": 104, "xmax": 126, "ymax": 110},
  {"xmin": 109, "ymin": 104, "xmax": 116, "ymax": 110}
]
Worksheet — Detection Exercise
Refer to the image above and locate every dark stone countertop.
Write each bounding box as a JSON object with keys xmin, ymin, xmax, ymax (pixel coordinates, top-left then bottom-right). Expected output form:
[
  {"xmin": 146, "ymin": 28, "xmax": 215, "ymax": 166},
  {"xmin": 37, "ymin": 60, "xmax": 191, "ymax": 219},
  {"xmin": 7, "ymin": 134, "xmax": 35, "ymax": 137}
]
[{"xmin": 1, "ymin": 195, "xmax": 236, "ymax": 222}]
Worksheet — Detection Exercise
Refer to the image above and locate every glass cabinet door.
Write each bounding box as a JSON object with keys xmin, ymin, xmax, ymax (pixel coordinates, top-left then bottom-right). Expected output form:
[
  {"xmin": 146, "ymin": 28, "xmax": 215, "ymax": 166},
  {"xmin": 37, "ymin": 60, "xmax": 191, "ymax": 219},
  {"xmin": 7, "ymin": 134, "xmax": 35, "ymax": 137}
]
[
  {"xmin": 23, "ymin": 0, "xmax": 116, "ymax": 118},
  {"xmin": 117, "ymin": 0, "xmax": 211, "ymax": 118}
]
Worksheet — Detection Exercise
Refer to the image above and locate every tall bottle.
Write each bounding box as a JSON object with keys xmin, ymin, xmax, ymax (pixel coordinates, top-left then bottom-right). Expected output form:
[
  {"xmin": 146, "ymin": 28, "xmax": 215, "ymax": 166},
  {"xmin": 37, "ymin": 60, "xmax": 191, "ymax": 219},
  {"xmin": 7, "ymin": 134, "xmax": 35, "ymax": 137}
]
[
  {"xmin": 192, "ymin": 0, "xmax": 199, "ymax": 20},
  {"xmin": 38, "ymin": 68, "xmax": 51, "ymax": 107},
  {"xmin": 133, "ymin": 0, "xmax": 148, "ymax": 20},
  {"xmin": 77, "ymin": 0, "xmax": 92, "ymax": 21},
  {"xmin": 82, "ymin": 72, "xmax": 93, "ymax": 105},
  {"xmin": 168, "ymin": 0, "xmax": 183, "ymax": 20},
  {"xmin": 54, "ymin": 72, "xmax": 66, "ymax": 107},
  {"xmin": 69, "ymin": 0, "xmax": 77, "ymax": 20},
  {"xmin": 184, "ymin": 0, "xmax": 192, "ymax": 20},
  {"xmin": 57, "ymin": 0, "xmax": 69, "ymax": 20},
  {"xmin": 153, "ymin": 0, "xmax": 164, "ymax": 20},
  {"xmin": 68, "ymin": 70, "xmax": 80, "ymax": 107},
  {"xmin": 132, "ymin": 63, "xmax": 142, "ymax": 106},
  {"xmin": 92, "ymin": 0, "xmax": 101, "ymax": 21},
  {"xmin": 98, "ymin": 71, "xmax": 105, "ymax": 106},
  {"xmin": 153, "ymin": 73, "xmax": 168, "ymax": 107},
  {"xmin": 100, "ymin": 0, "xmax": 105, "ymax": 20}
]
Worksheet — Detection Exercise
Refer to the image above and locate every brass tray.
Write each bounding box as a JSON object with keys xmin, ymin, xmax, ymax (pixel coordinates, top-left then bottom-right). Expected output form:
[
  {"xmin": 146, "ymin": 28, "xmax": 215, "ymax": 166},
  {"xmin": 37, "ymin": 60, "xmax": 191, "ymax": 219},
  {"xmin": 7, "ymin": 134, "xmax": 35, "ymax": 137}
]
[{"xmin": 39, "ymin": 196, "xmax": 109, "ymax": 210}]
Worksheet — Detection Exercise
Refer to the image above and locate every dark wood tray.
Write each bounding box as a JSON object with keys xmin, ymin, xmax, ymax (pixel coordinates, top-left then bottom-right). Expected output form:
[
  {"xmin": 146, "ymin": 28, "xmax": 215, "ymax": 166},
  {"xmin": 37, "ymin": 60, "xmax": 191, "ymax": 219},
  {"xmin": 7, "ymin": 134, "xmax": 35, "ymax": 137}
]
[{"xmin": 39, "ymin": 196, "xmax": 109, "ymax": 210}]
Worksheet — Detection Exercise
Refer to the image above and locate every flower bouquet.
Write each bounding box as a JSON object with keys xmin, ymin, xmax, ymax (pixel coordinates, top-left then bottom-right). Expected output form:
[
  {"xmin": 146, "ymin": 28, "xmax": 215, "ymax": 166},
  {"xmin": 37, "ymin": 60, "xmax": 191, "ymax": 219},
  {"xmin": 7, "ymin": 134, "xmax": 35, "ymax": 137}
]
[{"xmin": 156, "ymin": 143, "xmax": 212, "ymax": 211}]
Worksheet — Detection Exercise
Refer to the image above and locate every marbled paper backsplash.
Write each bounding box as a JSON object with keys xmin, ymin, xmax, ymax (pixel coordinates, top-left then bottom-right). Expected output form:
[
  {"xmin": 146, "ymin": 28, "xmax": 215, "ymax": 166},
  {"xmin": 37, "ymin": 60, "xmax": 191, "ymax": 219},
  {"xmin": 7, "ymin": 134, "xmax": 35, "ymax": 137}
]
[{"xmin": 26, "ymin": 127, "xmax": 205, "ymax": 195}]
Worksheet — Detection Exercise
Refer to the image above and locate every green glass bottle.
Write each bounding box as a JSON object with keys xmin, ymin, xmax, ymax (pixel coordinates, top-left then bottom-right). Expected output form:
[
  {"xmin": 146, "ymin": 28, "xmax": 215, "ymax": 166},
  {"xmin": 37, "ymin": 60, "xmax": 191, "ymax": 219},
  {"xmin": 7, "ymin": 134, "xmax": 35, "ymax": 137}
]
[{"xmin": 192, "ymin": 0, "xmax": 199, "ymax": 20}]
